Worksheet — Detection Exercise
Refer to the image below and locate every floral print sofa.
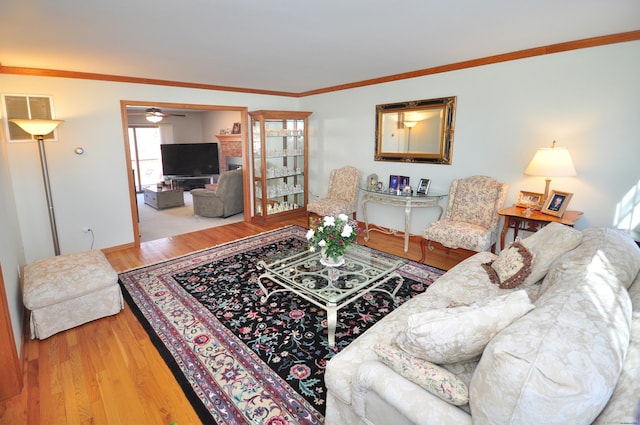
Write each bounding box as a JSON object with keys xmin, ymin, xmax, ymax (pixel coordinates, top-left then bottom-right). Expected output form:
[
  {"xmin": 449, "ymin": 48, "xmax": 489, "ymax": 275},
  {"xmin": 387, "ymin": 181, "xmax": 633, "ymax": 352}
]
[{"xmin": 325, "ymin": 223, "xmax": 640, "ymax": 424}]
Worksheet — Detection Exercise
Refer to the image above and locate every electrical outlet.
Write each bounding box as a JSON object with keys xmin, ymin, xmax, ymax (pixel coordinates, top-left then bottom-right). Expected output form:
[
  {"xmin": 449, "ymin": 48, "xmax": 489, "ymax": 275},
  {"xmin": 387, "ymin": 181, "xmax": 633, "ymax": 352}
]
[{"xmin": 82, "ymin": 227, "xmax": 91, "ymax": 233}]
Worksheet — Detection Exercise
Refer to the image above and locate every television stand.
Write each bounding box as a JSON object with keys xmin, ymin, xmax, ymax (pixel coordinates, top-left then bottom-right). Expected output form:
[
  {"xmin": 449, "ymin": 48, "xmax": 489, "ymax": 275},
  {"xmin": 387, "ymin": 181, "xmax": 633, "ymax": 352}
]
[{"xmin": 169, "ymin": 175, "xmax": 218, "ymax": 190}]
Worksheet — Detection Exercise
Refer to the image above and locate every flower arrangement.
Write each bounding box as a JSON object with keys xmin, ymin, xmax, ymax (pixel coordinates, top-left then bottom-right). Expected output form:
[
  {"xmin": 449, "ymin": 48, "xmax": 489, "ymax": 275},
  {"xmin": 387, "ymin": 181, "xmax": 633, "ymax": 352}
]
[{"xmin": 306, "ymin": 214, "xmax": 359, "ymax": 261}]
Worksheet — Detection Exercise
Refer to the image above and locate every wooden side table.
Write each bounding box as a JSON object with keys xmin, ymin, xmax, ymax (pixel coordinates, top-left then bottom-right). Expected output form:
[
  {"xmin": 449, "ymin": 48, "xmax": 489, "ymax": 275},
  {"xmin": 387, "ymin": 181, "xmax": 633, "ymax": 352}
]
[{"xmin": 498, "ymin": 206, "xmax": 583, "ymax": 250}]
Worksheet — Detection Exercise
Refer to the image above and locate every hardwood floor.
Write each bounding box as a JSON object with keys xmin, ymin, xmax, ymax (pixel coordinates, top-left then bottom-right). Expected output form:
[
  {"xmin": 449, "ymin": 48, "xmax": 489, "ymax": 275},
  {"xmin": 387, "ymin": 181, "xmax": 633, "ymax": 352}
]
[{"xmin": 0, "ymin": 218, "xmax": 467, "ymax": 424}]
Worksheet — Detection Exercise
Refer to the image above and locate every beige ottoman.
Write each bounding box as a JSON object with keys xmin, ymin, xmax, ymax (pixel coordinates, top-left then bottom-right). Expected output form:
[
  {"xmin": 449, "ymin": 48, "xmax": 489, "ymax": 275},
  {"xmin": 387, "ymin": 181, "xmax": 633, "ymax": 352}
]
[{"xmin": 23, "ymin": 250, "xmax": 123, "ymax": 339}]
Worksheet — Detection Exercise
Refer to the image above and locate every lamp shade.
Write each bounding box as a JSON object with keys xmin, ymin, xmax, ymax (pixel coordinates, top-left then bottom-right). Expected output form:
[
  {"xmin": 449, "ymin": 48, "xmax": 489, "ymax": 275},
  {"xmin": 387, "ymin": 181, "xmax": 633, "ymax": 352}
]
[
  {"xmin": 525, "ymin": 143, "xmax": 576, "ymax": 177},
  {"xmin": 146, "ymin": 115, "xmax": 163, "ymax": 123},
  {"xmin": 10, "ymin": 119, "xmax": 63, "ymax": 136}
]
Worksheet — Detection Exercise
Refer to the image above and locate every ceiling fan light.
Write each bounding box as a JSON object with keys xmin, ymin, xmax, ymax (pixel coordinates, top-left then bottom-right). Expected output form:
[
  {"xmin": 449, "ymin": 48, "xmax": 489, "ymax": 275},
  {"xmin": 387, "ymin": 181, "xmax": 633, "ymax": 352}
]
[{"xmin": 146, "ymin": 114, "xmax": 163, "ymax": 123}]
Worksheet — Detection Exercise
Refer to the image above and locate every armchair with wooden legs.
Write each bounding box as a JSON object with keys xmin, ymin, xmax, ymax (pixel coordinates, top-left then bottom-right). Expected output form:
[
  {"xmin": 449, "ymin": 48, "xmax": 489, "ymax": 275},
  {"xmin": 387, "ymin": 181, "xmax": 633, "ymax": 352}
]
[
  {"xmin": 420, "ymin": 175, "xmax": 508, "ymax": 263},
  {"xmin": 307, "ymin": 166, "xmax": 362, "ymax": 221}
]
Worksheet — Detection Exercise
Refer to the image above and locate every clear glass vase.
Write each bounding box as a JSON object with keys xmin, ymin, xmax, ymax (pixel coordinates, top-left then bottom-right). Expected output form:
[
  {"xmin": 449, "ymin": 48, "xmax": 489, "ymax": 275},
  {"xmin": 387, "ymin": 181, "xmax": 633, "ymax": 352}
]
[{"xmin": 320, "ymin": 247, "xmax": 345, "ymax": 267}]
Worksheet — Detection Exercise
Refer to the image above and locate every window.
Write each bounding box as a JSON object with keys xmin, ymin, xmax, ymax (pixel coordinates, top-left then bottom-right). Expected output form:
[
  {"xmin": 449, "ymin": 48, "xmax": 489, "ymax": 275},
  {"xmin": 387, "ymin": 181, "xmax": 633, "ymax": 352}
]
[{"xmin": 1, "ymin": 94, "xmax": 58, "ymax": 142}]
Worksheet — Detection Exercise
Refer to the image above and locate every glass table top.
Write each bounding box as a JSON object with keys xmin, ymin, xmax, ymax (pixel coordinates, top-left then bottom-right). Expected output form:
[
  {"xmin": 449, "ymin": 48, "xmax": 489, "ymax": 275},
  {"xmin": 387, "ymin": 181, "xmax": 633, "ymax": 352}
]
[{"xmin": 256, "ymin": 244, "xmax": 405, "ymax": 304}]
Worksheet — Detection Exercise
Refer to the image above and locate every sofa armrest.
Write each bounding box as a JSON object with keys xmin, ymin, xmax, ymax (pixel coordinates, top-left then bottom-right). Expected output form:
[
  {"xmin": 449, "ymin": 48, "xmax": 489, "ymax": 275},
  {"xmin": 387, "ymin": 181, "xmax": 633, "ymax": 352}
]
[
  {"xmin": 190, "ymin": 189, "xmax": 224, "ymax": 217},
  {"xmin": 190, "ymin": 188, "xmax": 221, "ymax": 199},
  {"xmin": 594, "ymin": 271, "xmax": 640, "ymax": 424},
  {"xmin": 352, "ymin": 361, "xmax": 471, "ymax": 425}
]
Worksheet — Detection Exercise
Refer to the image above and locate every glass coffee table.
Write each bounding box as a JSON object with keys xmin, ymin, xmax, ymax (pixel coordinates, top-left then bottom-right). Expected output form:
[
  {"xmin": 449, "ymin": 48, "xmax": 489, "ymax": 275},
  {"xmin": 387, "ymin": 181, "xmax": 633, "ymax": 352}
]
[{"xmin": 256, "ymin": 245, "xmax": 405, "ymax": 347}]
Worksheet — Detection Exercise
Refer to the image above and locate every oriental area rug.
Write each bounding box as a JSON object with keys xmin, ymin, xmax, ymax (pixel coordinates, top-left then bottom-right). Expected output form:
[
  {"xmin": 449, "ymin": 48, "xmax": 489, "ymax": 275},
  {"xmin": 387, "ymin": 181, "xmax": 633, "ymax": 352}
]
[{"xmin": 118, "ymin": 225, "xmax": 444, "ymax": 425}]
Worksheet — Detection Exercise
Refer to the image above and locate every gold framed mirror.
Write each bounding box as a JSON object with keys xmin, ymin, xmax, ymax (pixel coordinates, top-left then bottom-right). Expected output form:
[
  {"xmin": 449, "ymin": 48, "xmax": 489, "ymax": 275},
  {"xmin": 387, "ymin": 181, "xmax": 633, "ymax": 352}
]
[{"xmin": 374, "ymin": 96, "xmax": 456, "ymax": 164}]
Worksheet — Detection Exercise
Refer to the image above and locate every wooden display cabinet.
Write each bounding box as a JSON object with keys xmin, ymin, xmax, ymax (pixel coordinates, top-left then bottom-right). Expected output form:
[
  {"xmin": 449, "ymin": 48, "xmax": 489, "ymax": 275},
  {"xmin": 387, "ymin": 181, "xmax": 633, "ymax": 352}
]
[{"xmin": 249, "ymin": 110, "xmax": 311, "ymax": 225}]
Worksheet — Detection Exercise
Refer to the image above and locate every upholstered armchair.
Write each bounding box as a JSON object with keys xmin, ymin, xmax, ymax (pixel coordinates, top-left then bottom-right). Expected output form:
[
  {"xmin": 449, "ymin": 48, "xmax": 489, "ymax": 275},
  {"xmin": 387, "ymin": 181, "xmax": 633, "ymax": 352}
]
[
  {"xmin": 420, "ymin": 175, "xmax": 508, "ymax": 262},
  {"xmin": 190, "ymin": 168, "xmax": 244, "ymax": 218},
  {"xmin": 307, "ymin": 166, "xmax": 362, "ymax": 219}
]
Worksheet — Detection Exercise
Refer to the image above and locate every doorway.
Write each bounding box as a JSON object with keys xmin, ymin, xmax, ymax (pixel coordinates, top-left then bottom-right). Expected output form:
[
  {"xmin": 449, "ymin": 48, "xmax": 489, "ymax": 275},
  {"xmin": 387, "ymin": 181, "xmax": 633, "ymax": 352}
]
[
  {"xmin": 129, "ymin": 126, "xmax": 162, "ymax": 192},
  {"xmin": 120, "ymin": 100, "xmax": 250, "ymax": 246}
]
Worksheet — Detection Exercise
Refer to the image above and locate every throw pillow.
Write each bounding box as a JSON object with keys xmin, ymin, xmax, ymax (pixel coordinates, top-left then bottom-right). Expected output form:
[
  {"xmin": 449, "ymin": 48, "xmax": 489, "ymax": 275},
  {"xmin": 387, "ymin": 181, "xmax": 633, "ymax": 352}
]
[
  {"xmin": 482, "ymin": 241, "xmax": 533, "ymax": 289},
  {"xmin": 397, "ymin": 290, "xmax": 535, "ymax": 363},
  {"xmin": 519, "ymin": 222, "xmax": 583, "ymax": 286},
  {"xmin": 374, "ymin": 343, "xmax": 469, "ymax": 406}
]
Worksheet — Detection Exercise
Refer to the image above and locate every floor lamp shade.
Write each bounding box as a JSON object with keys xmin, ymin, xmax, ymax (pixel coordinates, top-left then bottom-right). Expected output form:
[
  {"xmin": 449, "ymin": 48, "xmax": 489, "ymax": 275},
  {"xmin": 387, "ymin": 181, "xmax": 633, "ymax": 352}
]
[
  {"xmin": 9, "ymin": 119, "xmax": 63, "ymax": 137},
  {"xmin": 524, "ymin": 141, "xmax": 576, "ymax": 204},
  {"xmin": 9, "ymin": 118, "xmax": 64, "ymax": 255}
]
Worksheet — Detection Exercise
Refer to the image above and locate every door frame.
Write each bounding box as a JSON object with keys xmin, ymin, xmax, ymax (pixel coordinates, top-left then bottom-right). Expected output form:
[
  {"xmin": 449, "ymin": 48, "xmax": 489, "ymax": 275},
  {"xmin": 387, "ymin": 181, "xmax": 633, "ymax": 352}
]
[{"xmin": 120, "ymin": 100, "xmax": 250, "ymax": 247}]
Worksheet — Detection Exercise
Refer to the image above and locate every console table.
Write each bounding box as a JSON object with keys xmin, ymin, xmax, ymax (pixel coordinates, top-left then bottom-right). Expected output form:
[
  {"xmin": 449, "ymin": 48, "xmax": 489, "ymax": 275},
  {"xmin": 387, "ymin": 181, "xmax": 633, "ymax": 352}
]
[
  {"xmin": 360, "ymin": 188, "xmax": 447, "ymax": 253},
  {"xmin": 498, "ymin": 206, "xmax": 583, "ymax": 250}
]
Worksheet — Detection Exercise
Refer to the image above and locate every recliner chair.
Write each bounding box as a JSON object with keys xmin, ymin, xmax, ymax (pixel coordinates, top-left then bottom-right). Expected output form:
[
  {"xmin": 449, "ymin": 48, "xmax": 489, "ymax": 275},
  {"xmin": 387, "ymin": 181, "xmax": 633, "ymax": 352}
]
[{"xmin": 190, "ymin": 168, "xmax": 244, "ymax": 218}]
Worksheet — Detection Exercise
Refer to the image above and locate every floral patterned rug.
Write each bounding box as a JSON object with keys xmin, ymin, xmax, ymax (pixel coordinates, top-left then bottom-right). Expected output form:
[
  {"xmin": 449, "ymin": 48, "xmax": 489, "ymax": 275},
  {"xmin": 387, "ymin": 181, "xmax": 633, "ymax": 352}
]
[{"xmin": 118, "ymin": 225, "xmax": 444, "ymax": 425}]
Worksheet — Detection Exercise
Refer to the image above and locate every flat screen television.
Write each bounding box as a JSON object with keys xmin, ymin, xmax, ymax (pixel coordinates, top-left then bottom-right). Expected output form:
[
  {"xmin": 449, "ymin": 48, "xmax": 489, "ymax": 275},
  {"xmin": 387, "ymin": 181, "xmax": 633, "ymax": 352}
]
[{"xmin": 160, "ymin": 143, "xmax": 220, "ymax": 176}]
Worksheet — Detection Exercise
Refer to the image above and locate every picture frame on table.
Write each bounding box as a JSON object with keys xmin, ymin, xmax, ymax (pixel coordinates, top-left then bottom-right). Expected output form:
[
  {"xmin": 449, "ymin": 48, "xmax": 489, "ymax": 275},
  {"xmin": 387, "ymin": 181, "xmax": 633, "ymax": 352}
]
[
  {"xmin": 232, "ymin": 122, "xmax": 241, "ymax": 134},
  {"xmin": 388, "ymin": 175, "xmax": 400, "ymax": 191},
  {"xmin": 417, "ymin": 178, "xmax": 431, "ymax": 194},
  {"xmin": 516, "ymin": 190, "xmax": 544, "ymax": 208},
  {"xmin": 389, "ymin": 175, "xmax": 409, "ymax": 193},
  {"xmin": 367, "ymin": 173, "xmax": 379, "ymax": 190},
  {"xmin": 541, "ymin": 190, "xmax": 573, "ymax": 217}
]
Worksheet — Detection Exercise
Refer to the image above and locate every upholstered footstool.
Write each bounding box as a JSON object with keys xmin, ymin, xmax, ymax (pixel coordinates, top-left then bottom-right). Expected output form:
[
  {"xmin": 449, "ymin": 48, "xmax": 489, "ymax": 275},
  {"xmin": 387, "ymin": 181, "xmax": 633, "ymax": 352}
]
[{"xmin": 23, "ymin": 250, "xmax": 123, "ymax": 339}]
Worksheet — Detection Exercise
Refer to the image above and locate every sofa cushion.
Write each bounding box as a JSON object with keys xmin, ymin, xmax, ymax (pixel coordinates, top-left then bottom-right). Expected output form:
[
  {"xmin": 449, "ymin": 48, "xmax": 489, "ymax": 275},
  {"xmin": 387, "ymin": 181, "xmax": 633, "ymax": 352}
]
[
  {"xmin": 594, "ymin": 270, "xmax": 640, "ymax": 424},
  {"xmin": 519, "ymin": 222, "xmax": 582, "ymax": 286},
  {"xmin": 373, "ymin": 344, "xmax": 469, "ymax": 406},
  {"xmin": 482, "ymin": 241, "xmax": 533, "ymax": 288},
  {"xmin": 469, "ymin": 227, "xmax": 640, "ymax": 425},
  {"xmin": 397, "ymin": 290, "xmax": 535, "ymax": 363}
]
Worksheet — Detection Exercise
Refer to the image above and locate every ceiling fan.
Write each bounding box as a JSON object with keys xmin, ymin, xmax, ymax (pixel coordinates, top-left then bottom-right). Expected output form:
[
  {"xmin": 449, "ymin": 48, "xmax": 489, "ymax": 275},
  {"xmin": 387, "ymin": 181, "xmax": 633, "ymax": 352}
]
[{"xmin": 131, "ymin": 107, "xmax": 187, "ymax": 123}]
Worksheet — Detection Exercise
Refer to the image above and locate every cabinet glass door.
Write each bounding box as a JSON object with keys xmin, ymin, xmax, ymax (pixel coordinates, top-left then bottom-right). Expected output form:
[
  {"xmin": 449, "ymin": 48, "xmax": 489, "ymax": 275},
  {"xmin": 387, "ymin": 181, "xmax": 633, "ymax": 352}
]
[{"xmin": 250, "ymin": 111, "xmax": 311, "ymax": 225}]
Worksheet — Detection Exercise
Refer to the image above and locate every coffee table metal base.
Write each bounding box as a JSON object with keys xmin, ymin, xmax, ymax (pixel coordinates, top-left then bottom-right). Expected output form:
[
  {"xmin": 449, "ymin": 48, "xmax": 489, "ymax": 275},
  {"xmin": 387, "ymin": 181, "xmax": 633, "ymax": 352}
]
[{"xmin": 257, "ymin": 250, "xmax": 404, "ymax": 348}]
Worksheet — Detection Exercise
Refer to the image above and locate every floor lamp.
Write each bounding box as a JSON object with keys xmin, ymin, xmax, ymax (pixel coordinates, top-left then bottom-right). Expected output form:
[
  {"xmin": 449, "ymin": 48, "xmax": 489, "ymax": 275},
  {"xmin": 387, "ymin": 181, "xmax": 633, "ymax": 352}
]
[
  {"xmin": 404, "ymin": 121, "xmax": 417, "ymax": 151},
  {"xmin": 9, "ymin": 119, "xmax": 64, "ymax": 256}
]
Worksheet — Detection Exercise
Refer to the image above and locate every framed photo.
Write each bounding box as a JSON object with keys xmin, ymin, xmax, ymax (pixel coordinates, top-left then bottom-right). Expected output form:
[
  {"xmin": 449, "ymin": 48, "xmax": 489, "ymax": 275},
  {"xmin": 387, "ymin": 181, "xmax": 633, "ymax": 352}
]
[
  {"xmin": 232, "ymin": 122, "xmax": 241, "ymax": 134},
  {"xmin": 417, "ymin": 178, "xmax": 431, "ymax": 194},
  {"xmin": 516, "ymin": 190, "xmax": 544, "ymax": 208},
  {"xmin": 367, "ymin": 173, "xmax": 379, "ymax": 190},
  {"xmin": 388, "ymin": 175, "xmax": 400, "ymax": 191},
  {"xmin": 541, "ymin": 190, "xmax": 573, "ymax": 217}
]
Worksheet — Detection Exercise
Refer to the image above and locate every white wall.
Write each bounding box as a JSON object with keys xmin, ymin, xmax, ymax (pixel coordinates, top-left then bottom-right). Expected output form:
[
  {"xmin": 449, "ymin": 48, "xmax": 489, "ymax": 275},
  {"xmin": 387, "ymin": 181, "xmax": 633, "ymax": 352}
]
[
  {"xmin": 300, "ymin": 41, "xmax": 640, "ymax": 236},
  {"xmin": 0, "ymin": 120, "xmax": 26, "ymax": 352},
  {"xmin": 203, "ymin": 110, "xmax": 242, "ymax": 140},
  {"xmin": 0, "ymin": 77, "xmax": 297, "ymax": 263}
]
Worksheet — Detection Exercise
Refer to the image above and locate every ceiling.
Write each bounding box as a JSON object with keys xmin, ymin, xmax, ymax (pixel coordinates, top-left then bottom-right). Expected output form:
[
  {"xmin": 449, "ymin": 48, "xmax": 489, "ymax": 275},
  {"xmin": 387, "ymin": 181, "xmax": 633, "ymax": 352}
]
[{"xmin": 1, "ymin": 0, "xmax": 638, "ymax": 94}]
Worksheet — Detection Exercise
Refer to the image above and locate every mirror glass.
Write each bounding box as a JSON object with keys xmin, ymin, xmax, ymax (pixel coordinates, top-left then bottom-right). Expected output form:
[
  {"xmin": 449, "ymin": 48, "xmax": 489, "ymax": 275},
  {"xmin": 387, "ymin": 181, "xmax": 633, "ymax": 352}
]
[{"xmin": 375, "ymin": 96, "xmax": 456, "ymax": 164}]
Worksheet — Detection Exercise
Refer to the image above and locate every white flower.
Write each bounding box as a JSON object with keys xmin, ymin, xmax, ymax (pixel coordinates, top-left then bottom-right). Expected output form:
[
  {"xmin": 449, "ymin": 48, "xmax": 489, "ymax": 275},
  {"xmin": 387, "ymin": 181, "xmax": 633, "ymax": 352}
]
[
  {"xmin": 338, "ymin": 213, "xmax": 348, "ymax": 222},
  {"xmin": 309, "ymin": 246, "xmax": 316, "ymax": 252},
  {"xmin": 323, "ymin": 216, "xmax": 335, "ymax": 227},
  {"xmin": 341, "ymin": 224, "xmax": 353, "ymax": 238},
  {"xmin": 318, "ymin": 239, "xmax": 327, "ymax": 247},
  {"xmin": 306, "ymin": 229, "xmax": 315, "ymax": 240}
]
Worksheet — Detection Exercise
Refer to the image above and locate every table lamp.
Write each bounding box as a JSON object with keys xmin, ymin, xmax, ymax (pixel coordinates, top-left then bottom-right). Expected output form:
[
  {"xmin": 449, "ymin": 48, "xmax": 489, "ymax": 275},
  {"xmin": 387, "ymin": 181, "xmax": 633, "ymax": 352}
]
[
  {"xmin": 524, "ymin": 140, "xmax": 576, "ymax": 208},
  {"xmin": 9, "ymin": 118, "xmax": 64, "ymax": 255}
]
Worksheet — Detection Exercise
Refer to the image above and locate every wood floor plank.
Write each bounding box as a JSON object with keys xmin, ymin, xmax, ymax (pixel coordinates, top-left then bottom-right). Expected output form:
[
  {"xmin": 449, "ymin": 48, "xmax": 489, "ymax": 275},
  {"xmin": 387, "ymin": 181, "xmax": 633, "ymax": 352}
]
[{"xmin": 1, "ymin": 217, "xmax": 463, "ymax": 424}]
